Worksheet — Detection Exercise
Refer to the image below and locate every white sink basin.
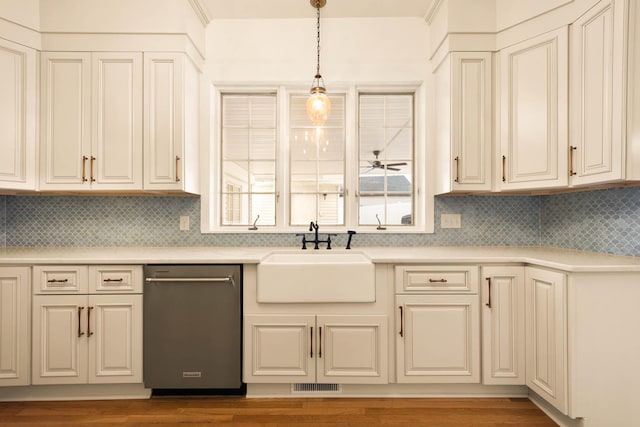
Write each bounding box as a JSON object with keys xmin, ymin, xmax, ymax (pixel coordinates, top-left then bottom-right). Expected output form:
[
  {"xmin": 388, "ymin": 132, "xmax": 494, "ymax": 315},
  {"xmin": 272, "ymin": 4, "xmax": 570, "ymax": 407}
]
[{"xmin": 257, "ymin": 251, "xmax": 375, "ymax": 303}]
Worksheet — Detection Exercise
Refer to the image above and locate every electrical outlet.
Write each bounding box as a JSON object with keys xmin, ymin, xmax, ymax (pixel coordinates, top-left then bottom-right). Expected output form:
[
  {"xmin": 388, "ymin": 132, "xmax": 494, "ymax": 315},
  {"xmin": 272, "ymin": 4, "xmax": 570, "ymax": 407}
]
[
  {"xmin": 179, "ymin": 215, "xmax": 190, "ymax": 231},
  {"xmin": 441, "ymin": 213, "xmax": 461, "ymax": 229}
]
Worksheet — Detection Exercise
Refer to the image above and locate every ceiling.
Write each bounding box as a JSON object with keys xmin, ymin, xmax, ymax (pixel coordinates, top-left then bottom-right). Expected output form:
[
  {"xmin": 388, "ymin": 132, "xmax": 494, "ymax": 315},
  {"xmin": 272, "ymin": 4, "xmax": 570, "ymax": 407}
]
[{"xmin": 200, "ymin": 0, "xmax": 435, "ymax": 20}]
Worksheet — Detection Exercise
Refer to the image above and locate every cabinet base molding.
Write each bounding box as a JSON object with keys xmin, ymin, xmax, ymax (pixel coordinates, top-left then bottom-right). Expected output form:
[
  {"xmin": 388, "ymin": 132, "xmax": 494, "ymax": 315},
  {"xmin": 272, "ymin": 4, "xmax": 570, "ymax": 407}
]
[
  {"xmin": 528, "ymin": 391, "xmax": 583, "ymax": 427},
  {"xmin": 0, "ymin": 384, "xmax": 150, "ymax": 402},
  {"xmin": 246, "ymin": 383, "xmax": 527, "ymax": 398}
]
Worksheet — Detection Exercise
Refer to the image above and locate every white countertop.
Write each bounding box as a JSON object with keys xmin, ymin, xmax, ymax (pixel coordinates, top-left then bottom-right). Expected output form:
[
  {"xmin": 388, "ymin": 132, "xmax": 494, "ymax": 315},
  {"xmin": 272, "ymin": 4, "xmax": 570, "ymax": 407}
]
[{"xmin": 0, "ymin": 246, "xmax": 639, "ymax": 272}]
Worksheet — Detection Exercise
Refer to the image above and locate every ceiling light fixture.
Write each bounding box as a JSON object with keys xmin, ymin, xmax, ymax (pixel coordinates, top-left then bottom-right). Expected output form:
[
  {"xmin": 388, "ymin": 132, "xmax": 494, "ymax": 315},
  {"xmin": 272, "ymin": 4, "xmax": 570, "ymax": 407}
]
[{"xmin": 306, "ymin": 0, "xmax": 331, "ymax": 126}]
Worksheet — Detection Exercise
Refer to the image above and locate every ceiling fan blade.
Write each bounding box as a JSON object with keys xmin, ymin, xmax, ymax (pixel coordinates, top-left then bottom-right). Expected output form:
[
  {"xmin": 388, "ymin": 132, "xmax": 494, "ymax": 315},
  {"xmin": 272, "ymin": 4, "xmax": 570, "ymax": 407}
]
[
  {"xmin": 385, "ymin": 162, "xmax": 407, "ymax": 167},
  {"xmin": 385, "ymin": 166, "xmax": 401, "ymax": 171}
]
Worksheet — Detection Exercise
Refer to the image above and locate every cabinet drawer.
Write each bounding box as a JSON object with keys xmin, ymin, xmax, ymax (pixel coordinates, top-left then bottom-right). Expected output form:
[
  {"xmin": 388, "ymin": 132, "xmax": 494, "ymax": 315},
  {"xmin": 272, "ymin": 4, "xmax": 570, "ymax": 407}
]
[
  {"xmin": 395, "ymin": 265, "xmax": 478, "ymax": 294},
  {"xmin": 33, "ymin": 266, "xmax": 88, "ymax": 294},
  {"xmin": 89, "ymin": 266, "xmax": 142, "ymax": 293}
]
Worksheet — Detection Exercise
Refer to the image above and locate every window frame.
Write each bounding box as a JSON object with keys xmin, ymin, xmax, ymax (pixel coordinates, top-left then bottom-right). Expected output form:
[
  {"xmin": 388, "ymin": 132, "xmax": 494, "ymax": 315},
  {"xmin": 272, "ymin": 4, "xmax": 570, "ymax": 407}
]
[{"xmin": 202, "ymin": 83, "xmax": 431, "ymax": 234}]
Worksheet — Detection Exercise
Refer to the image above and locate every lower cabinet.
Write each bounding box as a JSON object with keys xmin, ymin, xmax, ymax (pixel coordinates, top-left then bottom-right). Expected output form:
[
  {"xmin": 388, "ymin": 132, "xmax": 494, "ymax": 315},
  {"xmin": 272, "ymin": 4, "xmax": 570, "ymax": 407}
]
[
  {"xmin": 31, "ymin": 265, "xmax": 143, "ymax": 386},
  {"xmin": 525, "ymin": 267, "xmax": 567, "ymax": 413},
  {"xmin": 0, "ymin": 267, "xmax": 31, "ymax": 386},
  {"xmin": 481, "ymin": 266, "xmax": 525, "ymax": 385},
  {"xmin": 32, "ymin": 294, "xmax": 143, "ymax": 385},
  {"xmin": 396, "ymin": 295, "xmax": 480, "ymax": 383},
  {"xmin": 244, "ymin": 314, "xmax": 388, "ymax": 384}
]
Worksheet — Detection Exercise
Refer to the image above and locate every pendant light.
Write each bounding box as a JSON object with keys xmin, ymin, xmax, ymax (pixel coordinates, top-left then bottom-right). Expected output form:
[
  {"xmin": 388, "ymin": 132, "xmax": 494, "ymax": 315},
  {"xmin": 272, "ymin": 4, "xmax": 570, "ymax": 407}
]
[{"xmin": 306, "ymin": 0, "xmax": 331, "ymax": 126}]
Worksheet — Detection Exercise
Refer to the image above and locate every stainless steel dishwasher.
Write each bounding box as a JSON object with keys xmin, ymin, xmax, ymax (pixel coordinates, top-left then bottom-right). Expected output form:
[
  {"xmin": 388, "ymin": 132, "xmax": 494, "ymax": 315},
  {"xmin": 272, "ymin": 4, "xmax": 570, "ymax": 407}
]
[{"xmin": 143, "ymin": 265, "xmax": 244, "ymax": 394}]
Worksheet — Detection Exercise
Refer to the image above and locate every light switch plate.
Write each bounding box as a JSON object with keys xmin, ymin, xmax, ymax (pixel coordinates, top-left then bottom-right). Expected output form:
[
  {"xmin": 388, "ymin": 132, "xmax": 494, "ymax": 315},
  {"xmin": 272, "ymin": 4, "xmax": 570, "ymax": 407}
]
[
  {"xmin": 441, "ymin": 213, "xmax": 461, "ymax": 229},
  {"xmin": 179, "ymin": 215, "xmax": 190, "ymax": 231}
]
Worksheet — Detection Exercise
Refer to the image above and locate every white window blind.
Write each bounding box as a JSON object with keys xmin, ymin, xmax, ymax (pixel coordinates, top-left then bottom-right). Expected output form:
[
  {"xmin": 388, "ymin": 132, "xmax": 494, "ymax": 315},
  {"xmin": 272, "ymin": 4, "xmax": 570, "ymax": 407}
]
[{"xmin": 221, "ymin": 94, "xmax": 277, "ymax": 226}]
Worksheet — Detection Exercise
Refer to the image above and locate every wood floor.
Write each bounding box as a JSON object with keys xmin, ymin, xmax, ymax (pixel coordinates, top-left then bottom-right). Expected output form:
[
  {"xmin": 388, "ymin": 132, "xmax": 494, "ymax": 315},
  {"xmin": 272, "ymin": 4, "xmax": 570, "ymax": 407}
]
[{"xmin": 0, "ymin": 397, "xmax": 558, "ymax": 426}]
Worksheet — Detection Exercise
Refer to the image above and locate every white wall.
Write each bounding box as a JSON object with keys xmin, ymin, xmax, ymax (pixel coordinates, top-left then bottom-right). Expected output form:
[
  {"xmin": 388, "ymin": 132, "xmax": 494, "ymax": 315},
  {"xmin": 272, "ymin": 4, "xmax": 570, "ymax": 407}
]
[
  {"xmin": 205, "ymin": 17, "xmax": 429, "ymax": 84},
  {"xmin": 0, "ymin": 0, "xmax": 40, "ymax": 48},
  {"xmin": 0, "ymin": 0, "xmax": 40, "ymax": 30}
]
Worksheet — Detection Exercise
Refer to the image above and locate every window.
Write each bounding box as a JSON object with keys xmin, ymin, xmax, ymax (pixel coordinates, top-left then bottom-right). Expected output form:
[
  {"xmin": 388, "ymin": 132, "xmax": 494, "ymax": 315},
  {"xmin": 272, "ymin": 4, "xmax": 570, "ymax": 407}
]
[
  {"xmin": 207, "ymin": 85, "xmax": 428, "ymax": 233},
  {"xmin": 289, "ymin": 94, "xmax": 345, "ymax": 226},
  {"xmin": 358, "ymin": 94, "xmax": 414, "ymax": 226},
  {"xmin": 220, "ymin": 94, "xmax": 277, "ymax": 226}
]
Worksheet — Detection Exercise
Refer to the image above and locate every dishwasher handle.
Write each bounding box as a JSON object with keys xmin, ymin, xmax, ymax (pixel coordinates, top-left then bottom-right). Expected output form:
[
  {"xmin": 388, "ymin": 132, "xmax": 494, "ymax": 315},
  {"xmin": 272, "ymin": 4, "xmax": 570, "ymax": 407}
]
[{"xmin": 145, "ymin": 276, "xmax": 236, "ymax": 287}]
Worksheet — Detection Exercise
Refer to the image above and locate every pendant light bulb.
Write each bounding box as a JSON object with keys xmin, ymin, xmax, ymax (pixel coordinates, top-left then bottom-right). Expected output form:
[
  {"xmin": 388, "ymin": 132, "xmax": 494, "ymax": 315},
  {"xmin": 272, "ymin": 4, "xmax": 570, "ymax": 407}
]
[
  {"xmin": 307, "ymin": 84, "xmax": 331, "ymax": 126},
  {"xmin": 306, "ymin": 0, "xmax": 330, "ymax": 126}
]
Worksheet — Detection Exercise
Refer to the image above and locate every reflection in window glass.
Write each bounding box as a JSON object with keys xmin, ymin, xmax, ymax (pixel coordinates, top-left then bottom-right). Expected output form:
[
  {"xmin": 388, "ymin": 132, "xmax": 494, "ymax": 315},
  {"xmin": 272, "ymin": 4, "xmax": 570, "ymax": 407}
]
[
  {"xmin": 359, "ymin": 94, "xmax": 414, "ymax": 226},
  {"xmin": 220, "ymin": 94, "xmax": 277, "ymax": 226},
  {"xmin": 289, "ymin": 94, "xmax": 345, "ymax": 226}
]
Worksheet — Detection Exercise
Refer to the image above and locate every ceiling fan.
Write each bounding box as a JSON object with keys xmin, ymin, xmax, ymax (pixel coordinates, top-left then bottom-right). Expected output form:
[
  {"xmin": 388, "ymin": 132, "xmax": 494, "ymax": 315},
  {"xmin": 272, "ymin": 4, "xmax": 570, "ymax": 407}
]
[{"xmin": 362, "ymin": 150, "xmax": 407, "ymax": 173}]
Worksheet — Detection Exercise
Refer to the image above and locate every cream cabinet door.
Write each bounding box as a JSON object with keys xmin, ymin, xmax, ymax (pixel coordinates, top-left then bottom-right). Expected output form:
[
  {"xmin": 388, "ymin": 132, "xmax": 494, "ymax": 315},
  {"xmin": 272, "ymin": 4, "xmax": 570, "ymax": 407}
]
[
  {"xmin": 88, "ymin": 294, "xmax": 142, "ymax": 384},
  {"xmin": 525, "ymin": 267, "xmax": 567, "ymax": 414},
  {"xmin": 244, "ymin": 314, "xmax": 315, "ymax": 383},
  {"xmin": 316, "ymin": 315, "xmax": 388, "ymax": 384},
  {"xmin": 40, "ymin": 52, "xmax": 92, "ymax": 190},
  {"xmin": 481, "ymin": 266, "xmax": 525, "ymax": 385},
  {"xmin": 0, "ymin": 39, "xmax": 36, "ymax": 190},
  {"xmin": 40, "ymin": 52, "xmax": 143, "ymax": 190},
  {"xmin": 0, "ymin": 267, "xmax": 31, "ymax": 386},
  {"xmin": 32, "ymin": 295, "xmax": 88, "ymax": 385},
  {"xmin": 435, "ymin": 52, "xmax": 492, "ymax": 194},
  {"xmin": 569, "ymin": 0, "xmax": 626, "ymax": 185},
  {"xmin": 91, "ymin": 53, "xmax": 143, "ymax": 190},
  {"xmin": 143, "ymin": 52, "xmax": 199, "ymax": 193},
  {"xmin": 396, "ymin": 295, "xmax": 480, "ymax": 383},
  {"xmin": 499, "ymin": 27, "xmax": 568, "ymax": 190}
]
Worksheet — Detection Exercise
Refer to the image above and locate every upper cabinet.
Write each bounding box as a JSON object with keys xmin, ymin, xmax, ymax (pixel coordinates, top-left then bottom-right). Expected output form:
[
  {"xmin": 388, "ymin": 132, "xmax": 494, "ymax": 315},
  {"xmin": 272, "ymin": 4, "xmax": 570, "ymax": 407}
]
[
  {"xmin": 569, "ymin": 0, "xmax": 626, "ymax": 186},
  {"xmin": 0, "ymin": 39, "xmax": 37, "ymax": 190},
  {"xmin": 40, "ymin": 52, "xmax": 143, "ymax": 191},
  {"xmin": 39, "ymin": 51, "xmax": 200, "ymax": 194},
  {"xmin": 432, "ymin": 0, "xmax": 640, "ymax": 193},
  {"xmin": 143, "ymin": 53, "xmax": 199, "ymax": 193},
  {"xmin": 435, "ymin": 52, "xmax": 493, "ymax": 194},
  {"xmin": 498, "ymin": 27, "xmax": 569, "ymax": 191}
]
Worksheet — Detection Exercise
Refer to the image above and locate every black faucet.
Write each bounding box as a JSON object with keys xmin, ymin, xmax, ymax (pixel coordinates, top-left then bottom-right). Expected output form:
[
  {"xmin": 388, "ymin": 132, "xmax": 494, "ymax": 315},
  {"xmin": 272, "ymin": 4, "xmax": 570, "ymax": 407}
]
[
  {"xmin": 296, "ymin": 221, "xmax": 336, "ymax": 250},
  {"xmin": 310, "ymin": 221, "xmax": 319, "ymax": 243}
]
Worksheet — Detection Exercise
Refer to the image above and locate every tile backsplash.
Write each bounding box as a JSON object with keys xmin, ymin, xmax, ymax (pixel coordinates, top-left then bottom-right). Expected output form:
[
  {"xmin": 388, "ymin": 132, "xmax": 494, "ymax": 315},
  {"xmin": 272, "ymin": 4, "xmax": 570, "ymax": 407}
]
[
  {"xmin": 540, "ymin": 187, "xmax": 640, "ymax": 257},
  {"xmin": 1, "ymin": 186, "xmax": 639, "ymax": 257}
]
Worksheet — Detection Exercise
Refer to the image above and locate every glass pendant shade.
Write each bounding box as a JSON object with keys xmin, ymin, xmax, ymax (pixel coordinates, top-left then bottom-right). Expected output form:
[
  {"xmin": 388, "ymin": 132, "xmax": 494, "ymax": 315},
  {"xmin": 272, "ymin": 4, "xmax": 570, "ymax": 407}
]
[
  {"xmin": 307, "ymin": 0, "xmax": 330, "ymax": 126},
  {"xmin": 306, "ymin": 86, "xmax": 331, "ymax": 126}
]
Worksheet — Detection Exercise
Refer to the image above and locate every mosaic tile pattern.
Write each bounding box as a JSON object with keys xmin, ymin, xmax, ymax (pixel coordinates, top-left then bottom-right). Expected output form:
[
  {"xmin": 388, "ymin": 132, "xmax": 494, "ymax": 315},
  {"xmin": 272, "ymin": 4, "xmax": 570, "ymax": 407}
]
[
  {"xmin": 0, "ymin": 196, "xmax": 6, "ymax": 247},
  {"xmin": 540, "ymin": 187, "xmax": 640, "ymax": 257},
  {"xmin": 2, "ymin": 187, "xmax": 637, "ymax": 256},
  {"xmin": 3, "ymin": 194, "xmax": 540, "ymax": 248}
]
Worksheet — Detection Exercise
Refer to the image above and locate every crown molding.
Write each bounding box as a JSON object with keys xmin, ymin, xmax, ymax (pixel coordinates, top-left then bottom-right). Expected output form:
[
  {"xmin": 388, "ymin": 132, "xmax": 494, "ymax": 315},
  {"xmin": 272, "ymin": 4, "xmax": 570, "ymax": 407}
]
[
  {"xmin": 188, "ymin": 0, "xmax": 212, "ymax": 27},
  {"xmin": 425, "ymin": 0, "xmax": 444, "ymax": 25}
]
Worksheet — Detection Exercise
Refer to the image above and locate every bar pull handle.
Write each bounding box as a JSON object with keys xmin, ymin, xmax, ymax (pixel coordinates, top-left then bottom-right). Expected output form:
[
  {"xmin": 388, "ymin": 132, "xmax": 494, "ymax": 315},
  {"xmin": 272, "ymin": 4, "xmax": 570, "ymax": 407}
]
[
  {"xmin": 87, "ymin": 306, "xmax": 94, "ymax": 337},
  {"xmin": 310, "ymin": 326, "xmax": 314, "ymax": 358},
  {"xmin": 145, "ymin": 277, "xmax": 233, "ymax": 283},
  {"xmin": 429, "ymin": 278, "xmax": 448, "ymax": 283},
  {"xmin": 47, "ymin": 278, "xmax": 68, "ymax": 284},
  {"xmin": 569, "ymin": 146, "xmax": 577, "ymax": 176},
  {"xmin": 502, "ymin": 155, "xmax": 507, "ymax": 182},
  {"xmin": 82, "ymin": 156, "xmax": 88, "ymax": 182},
  {"xmin": 103, "ymin": 278, "xmax": 124, "ymax": 283},
  {"xmin": 77, "ymin": 306, "xmax": 85, "ymax": 337},
  {"xmin": 454, "ymin": 156, "xmax": 460, "ymax": 183},
  {"xmin": 90, "ymin": 156, "xmax": 96, "ymax": 182},
  {"xmin": 485, "ymin": 277, "xmax": 492, "ymax": 308},
  {"xmin": 318, "ymin": 327, "xmax": 323, "ymax": 358},
  {"xmin": 175, "ymin": 156, "xmax": 181, "ymax": 182},
  {"xmin": 399, "ymin": 306, "xmax": 404, "ymax": 337}
]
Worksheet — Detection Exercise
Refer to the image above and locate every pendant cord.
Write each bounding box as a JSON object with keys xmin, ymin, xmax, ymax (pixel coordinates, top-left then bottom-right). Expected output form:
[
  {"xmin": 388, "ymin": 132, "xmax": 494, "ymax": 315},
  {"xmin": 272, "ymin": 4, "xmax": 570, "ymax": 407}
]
[{"xmin": 316, "ymin": 5, "xmax": 321, "ymax": 77}]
